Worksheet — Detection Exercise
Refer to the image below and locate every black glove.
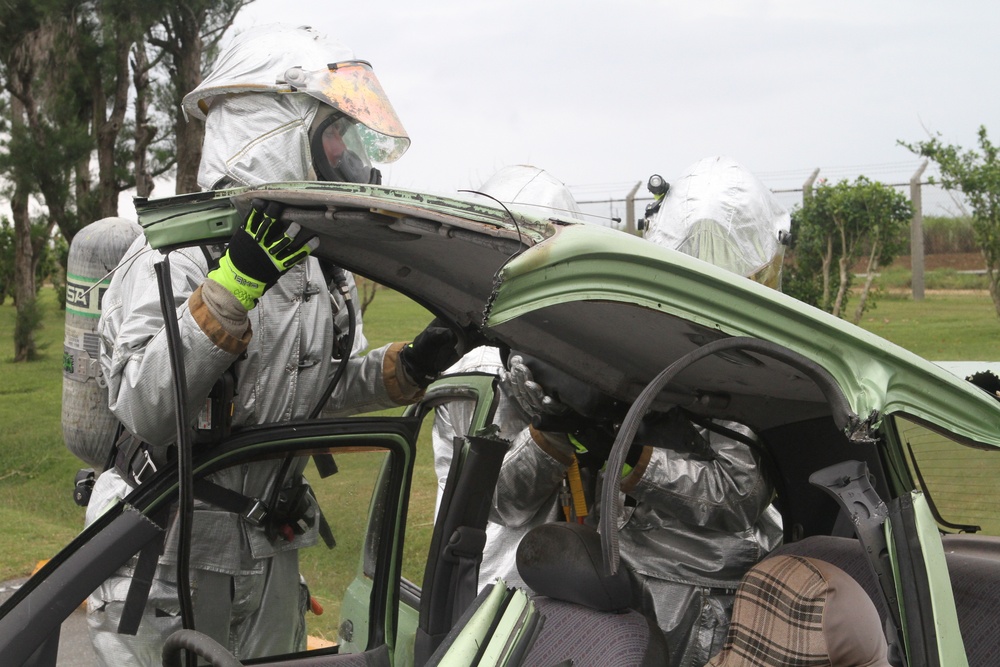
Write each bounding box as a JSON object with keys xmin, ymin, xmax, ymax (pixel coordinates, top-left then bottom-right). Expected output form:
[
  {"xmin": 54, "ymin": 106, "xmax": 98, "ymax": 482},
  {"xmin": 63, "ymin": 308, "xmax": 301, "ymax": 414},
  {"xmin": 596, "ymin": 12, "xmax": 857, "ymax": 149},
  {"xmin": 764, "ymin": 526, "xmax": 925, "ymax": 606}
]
[
  {"xmin": 570, "ymin": 421, "xmax": 619, "ymax": 469},
  {"xmin": 208, "ymin": 199, "xmax": 318, "ymax": 309},
  {"xmin": 399, "ymin": 320, "xmax": 461, "ymax": 389}
]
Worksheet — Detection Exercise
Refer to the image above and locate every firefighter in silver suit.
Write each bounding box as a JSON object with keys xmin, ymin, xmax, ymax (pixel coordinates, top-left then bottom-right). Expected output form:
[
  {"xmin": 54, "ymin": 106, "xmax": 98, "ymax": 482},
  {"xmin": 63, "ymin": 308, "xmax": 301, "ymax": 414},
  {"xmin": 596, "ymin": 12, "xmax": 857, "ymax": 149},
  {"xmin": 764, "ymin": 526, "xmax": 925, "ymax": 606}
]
[
  {"xmin": 431, "ymin": 166, "xmax": 586, "ymax": 591},
  {"xmin": 86, "ymin": 24, "xmax": 458, "ymax": 664},
  {"xmin": 483, "ymin": 156, "xmax": 788, "ymax": 667}
]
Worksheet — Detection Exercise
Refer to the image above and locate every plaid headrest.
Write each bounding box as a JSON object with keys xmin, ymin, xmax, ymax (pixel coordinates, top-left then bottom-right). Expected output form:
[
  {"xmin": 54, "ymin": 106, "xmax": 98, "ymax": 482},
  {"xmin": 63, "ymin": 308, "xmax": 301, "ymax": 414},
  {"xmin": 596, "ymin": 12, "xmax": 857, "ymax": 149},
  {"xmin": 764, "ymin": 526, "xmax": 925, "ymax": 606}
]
[{"xmin": 706, "ymin": 555, "xmax": 891, "ymax": 667}]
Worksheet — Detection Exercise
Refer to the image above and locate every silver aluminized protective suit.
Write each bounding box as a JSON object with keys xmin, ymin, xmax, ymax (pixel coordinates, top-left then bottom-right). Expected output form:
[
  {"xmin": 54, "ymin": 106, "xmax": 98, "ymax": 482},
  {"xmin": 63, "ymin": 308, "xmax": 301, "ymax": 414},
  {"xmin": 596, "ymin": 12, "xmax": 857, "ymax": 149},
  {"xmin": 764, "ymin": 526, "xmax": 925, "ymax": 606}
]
[
  {"xmin": 199, "ymin": 93, "xmax": 321, "ymax": 189},
  {"xmin": 431, "ymin": 347, "xmax": 572, "ymax": 592},
  {"xmin": 86, "ymin": 237, "xmax": 414, "ymax": 664},
  {"xmin": 432, "ymin": 168, "xmax": 583, "ymax": 592},
  {"xmin": 611, "ymin": 413, "xmax": 783, "ymax": 667},
  {"xmin": 644, "ymin": 155, "xmax": 790, "ymax": 289},
  {"xmin": 435, "ymin": 157, "xmax": 785, "ymax": 667},
  {"xmin": 454, "ymin": 386, "xmax": 781, "ymax": 667},
  {"xmin": 470, "ymin": 165, "xmax": 585, "ymax": 221},
  {"xmin": 85, "ymin": 24, "xmax": 418, "ymax": 662}
]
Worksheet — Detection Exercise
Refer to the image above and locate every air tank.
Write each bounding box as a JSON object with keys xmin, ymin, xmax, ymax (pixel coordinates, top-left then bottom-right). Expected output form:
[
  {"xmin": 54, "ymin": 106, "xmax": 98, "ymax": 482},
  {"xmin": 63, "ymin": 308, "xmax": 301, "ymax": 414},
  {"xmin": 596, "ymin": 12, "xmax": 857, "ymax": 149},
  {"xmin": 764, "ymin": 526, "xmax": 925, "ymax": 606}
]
[{"xmin": 62, "ymin": 217, "xmax": 141, "ymax": 469}]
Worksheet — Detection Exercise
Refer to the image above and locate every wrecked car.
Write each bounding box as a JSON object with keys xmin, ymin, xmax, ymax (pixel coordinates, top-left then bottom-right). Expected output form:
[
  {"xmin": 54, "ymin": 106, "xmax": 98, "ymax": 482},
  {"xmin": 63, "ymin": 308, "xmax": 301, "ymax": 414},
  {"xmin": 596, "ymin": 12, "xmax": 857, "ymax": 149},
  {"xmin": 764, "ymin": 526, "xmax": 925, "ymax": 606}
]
[{"xmin": 2, "ymin": 181, "xmax": 1000, "ymax": 666}]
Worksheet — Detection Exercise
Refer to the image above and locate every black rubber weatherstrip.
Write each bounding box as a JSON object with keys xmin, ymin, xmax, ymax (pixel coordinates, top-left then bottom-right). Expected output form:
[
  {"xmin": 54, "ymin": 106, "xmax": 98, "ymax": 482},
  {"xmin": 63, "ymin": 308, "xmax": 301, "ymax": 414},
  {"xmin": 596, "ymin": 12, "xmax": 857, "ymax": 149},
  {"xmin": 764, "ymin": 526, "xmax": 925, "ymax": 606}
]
[{"xmin": 155, "ymin": 256, "xmax": 196, "ymax": 635}]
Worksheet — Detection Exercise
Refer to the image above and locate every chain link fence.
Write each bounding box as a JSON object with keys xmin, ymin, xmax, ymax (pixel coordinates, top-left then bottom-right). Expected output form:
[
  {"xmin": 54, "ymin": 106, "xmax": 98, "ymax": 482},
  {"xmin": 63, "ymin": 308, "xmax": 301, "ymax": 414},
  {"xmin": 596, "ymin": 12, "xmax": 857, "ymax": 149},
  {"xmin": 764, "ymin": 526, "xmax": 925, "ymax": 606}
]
[{"xmin": 569, "ymin": 160, "xmax": 969, "ymax": 232}]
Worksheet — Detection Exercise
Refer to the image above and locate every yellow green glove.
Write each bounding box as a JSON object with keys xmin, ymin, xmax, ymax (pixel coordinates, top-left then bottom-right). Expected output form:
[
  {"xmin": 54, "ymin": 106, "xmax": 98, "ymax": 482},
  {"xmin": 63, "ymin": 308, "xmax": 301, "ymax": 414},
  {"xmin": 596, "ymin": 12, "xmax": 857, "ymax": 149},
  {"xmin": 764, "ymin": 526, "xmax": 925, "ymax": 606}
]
[{"xmin": 208, "ymin": 199, "xmax": 319, "ymax": 309}]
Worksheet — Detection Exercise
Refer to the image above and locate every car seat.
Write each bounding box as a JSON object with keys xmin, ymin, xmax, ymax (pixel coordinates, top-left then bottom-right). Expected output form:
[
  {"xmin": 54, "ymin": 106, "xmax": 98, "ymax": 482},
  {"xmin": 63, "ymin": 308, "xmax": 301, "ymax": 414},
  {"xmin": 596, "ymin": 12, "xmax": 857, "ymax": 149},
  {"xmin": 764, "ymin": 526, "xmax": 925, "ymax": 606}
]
[
  {"xmin": 704, "ymin": 554, "xmax": 890, "ymax": 667},
  {"xmin": 776, "ymin": 533, "xmax": 1000, "ymax": 666},
  {"xmin": 514, "ymin": 522, "xmax": 669, "ymax": 667}
]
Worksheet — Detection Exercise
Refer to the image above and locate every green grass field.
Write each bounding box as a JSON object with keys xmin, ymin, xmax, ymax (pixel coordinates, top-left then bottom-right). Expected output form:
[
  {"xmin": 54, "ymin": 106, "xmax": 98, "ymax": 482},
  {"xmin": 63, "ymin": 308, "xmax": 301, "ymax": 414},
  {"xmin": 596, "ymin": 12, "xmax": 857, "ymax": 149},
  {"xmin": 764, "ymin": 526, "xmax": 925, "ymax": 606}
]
[
  {"xmin": 856, "ymin": 291, "xmax": 1000, "ymax": 360},
  {"xmin": 1, "ymin": 280, "xmax": 998, "ymax": 594}
]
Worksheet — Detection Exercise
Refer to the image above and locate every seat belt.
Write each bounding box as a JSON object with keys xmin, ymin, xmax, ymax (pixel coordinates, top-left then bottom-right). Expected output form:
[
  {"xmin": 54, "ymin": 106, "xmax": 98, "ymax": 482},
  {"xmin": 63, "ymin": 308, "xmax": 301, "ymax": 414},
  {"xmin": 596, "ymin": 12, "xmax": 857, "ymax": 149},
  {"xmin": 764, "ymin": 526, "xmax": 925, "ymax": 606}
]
[{"xmin": 810, "ymin": 460, "xmax": 907, "ymax": 666}]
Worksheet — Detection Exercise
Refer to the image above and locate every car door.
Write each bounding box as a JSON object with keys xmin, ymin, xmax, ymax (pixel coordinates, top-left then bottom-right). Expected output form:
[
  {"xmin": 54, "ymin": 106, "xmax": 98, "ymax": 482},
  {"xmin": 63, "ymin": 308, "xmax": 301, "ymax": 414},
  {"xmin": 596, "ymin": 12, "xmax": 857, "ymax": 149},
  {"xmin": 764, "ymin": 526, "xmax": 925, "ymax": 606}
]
[
  {"xmin": 0, "ymin": 417, "xmax": 420, "ymax": 667},
  {"xmin": 338, "ymin": 373, "xmax": 507, "ymax": 667},
  {"xmin": 885, "ymin": 412, "xmax": 1000, "ymax": 666}
]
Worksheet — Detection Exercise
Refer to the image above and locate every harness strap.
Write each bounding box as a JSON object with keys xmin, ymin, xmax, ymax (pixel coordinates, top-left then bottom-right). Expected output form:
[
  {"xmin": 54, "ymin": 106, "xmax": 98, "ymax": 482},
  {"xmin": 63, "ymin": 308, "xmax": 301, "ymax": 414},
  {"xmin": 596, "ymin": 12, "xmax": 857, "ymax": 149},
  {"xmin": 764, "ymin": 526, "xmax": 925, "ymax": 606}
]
[
  {"xmin": 192, "ymin": 478, "xmax": 336, "ymax": 549},
  {"xmin": 193, "ymin": 479, "xmax": 269, "ymax": 525},
  {"xmin": 317, "ymin": 510, "xmax": 336, "ymax": 549},
  {"xmin": 118, "ymin": 512, "xmax": 168, "ymax": 635},
  {"xmin": 113, "ymin": 432, "xmax": 169, "ymax": 487}
]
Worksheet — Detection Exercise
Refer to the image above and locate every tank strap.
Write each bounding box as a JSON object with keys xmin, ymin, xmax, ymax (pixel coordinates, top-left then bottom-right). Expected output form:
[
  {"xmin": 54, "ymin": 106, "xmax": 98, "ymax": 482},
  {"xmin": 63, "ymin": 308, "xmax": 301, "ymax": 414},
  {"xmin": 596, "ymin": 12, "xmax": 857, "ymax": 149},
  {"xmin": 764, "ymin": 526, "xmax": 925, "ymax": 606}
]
[{"xmin": 113, "ymin": 431, "xmax": 171, "ymax": 487}]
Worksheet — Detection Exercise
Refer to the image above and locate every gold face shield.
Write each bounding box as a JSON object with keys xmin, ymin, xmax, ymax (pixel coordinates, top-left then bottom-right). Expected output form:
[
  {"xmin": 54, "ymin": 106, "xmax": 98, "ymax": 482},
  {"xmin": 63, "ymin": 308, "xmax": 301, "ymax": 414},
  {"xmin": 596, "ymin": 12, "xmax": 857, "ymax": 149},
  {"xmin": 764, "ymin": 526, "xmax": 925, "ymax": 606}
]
[{"xmin": 282, "ymin": 61, "xmax": 410, "ymax": 164}]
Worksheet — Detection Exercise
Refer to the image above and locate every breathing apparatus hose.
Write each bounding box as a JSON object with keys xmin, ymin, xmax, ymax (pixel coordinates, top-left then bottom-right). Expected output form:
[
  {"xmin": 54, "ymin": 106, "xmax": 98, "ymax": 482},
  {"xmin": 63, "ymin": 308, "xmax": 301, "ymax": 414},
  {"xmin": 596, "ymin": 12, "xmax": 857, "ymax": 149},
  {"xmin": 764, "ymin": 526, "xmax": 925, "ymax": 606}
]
[
  {"xmin": 309, "ymin": 266, "xmax": 356, "ymax": 419},
  {"xmin": 154, "ymin": 256, "xmax": 197, "ymax": 651}
]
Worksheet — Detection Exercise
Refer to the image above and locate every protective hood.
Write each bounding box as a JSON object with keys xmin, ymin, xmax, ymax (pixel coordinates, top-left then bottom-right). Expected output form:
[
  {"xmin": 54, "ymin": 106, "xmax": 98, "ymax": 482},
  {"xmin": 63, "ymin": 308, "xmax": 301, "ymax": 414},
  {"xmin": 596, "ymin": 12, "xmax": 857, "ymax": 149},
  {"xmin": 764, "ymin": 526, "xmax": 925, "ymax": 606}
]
[
  {"xmin": 183, "ymin": 24, "xmax": 409, "ymax": 180},
  {"xmin": 474, "ymin": 165, "xmax": 584, "ymax": 220},
  {"xmin": 197, "ymin": 93, "xmax": 321, "ymax": 189},
  {"xmin": 645, "ymin": 156, "xmax": 789, "ymax": 288}
]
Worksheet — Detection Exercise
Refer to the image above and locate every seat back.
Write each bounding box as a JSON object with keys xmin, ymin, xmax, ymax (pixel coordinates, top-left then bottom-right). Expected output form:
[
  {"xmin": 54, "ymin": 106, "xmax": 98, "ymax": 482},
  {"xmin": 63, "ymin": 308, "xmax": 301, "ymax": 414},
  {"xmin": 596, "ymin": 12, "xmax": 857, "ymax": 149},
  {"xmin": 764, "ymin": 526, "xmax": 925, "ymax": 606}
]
[
  {"xmin": 770, "ymin": 535, "xmax": 890, "ymax": 625},
  {"xmin": 515, "ymin": 522, "xmax": 669, "ymax": 667},
  {"xmin": 516, "ymin": 522, "xmax": 631, "ymax": 612},
  {"xmin": 706, "ymin": 555, "xmax": 890, "ymax": 667}
]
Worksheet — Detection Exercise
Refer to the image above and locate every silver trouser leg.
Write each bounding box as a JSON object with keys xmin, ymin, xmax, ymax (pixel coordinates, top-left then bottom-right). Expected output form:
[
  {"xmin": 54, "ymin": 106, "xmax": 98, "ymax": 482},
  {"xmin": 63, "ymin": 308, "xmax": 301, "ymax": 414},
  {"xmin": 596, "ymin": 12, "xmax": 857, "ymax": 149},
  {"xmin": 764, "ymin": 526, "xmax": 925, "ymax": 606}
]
[
  {"xmin": 191, "ymin": 569, "xmax": 236, "ymax": 648},
  {"xmin": 89, "ymin": 552, "xmax": 305, "ymax": 663},
  {"xmin": 87, "ymin": 573, "xmax": 181, "ymax": 666},
  {"xmin": 88, "ymin": 567, "xmax": 236, "ymax": 665},
  {"xmin": 231, "ymin": 549, "xmax": 306, "ymax": 660}
]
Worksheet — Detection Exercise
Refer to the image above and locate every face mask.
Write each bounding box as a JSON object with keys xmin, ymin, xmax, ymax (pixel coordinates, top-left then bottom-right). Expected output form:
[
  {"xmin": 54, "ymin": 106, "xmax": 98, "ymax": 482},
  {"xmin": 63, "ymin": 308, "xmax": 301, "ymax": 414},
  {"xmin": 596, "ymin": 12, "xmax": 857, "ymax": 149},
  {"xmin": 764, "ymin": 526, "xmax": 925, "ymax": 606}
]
[{"xmin": 310, "ymin": 111, "xmax": 382, "ymax": 184}]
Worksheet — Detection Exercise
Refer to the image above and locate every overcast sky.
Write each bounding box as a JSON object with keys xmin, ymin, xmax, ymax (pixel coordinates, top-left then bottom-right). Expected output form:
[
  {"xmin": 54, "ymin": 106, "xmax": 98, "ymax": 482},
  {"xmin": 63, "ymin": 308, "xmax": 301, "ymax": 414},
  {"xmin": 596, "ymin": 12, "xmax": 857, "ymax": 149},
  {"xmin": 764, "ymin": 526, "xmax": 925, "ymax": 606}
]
[{"xmin": 225, "ymin": 0, "xmax": 999, "ymax": 220}]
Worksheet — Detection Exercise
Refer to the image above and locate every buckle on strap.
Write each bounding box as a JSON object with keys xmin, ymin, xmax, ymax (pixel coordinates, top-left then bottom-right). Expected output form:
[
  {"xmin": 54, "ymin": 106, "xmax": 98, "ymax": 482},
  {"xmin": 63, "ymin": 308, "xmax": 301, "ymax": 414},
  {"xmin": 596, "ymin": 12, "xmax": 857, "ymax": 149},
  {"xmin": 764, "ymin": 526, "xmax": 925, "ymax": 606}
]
[
  {"xmin": 113, "ymin": 431, "xmax": 164, "ymax": 487},
  {"xmin": 244, "ymin": 498, "xmax": 269, "ymax": 525},
  {"xmin": 192, "ymin": 478, "xmax": 270, "ymax": 525},
  {"xmin": 131, "ymin": 448, "xmax": 158, "ymax": 486}
]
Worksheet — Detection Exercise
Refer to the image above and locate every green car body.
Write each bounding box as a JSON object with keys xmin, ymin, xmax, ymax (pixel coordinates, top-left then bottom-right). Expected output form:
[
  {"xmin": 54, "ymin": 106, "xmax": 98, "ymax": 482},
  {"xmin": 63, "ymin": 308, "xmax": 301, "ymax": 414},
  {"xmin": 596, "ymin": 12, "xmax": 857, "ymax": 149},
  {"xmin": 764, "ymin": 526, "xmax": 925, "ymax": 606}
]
[{"xmin": 2, "ymin": 182, "xmax": 997, "ymax": 666}]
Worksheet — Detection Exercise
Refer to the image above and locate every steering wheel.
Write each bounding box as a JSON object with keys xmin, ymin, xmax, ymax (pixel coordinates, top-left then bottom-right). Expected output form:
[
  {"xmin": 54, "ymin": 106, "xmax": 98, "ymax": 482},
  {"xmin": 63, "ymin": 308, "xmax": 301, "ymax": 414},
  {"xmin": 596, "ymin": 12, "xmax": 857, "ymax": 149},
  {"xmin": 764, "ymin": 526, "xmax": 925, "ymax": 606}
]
[{"xmin": 162, "ymin": 629, "xmax": 243, "ymax": 667}]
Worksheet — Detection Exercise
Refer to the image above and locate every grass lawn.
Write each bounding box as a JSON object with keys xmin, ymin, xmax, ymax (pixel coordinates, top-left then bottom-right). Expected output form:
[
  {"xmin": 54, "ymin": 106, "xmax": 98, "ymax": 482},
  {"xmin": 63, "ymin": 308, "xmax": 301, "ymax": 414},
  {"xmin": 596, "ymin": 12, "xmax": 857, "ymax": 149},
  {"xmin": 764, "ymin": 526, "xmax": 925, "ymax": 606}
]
[
  {"xmin": 855, "ymin": 291, "xmax": 1000, "ymax": 360},
  {"xmin": 0, "ymin": 285, "xmax": 438, "ymax": 584},
  {"xmin": 0, "ymin": 287, "xmax": 87, "ymax": 581}
]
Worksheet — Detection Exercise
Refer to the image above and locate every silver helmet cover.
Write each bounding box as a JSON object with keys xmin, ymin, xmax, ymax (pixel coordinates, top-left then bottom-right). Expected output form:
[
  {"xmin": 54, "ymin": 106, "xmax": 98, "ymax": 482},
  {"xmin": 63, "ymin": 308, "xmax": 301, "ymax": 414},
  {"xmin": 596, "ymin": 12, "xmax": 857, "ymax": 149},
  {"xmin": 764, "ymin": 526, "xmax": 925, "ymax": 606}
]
[
  {"xmin": 184, "ymin": 24, "xmax": 409, "ymax": 167},
  {"xmin": 477, "ymin": 165, "xmax": 584, "ymax": 220},
  {"xmin": 183, "ymin": 24, "xmax": 354, "ymax": 122},
  {"xmin": 645, "ymin": 155, "xmax": 790, "ymax": 287}
]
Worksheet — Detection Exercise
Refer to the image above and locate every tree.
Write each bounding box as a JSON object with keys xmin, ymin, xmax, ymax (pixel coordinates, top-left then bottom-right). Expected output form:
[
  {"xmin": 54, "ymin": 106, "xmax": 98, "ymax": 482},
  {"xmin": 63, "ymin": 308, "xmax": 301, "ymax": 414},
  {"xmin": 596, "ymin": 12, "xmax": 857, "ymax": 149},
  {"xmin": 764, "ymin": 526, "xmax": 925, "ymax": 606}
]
[
  {"xmin": 785, "ymin": 177, "xmax": 911, "ymax": 324},
  {"xmin": 149, "ymin": 1, "xmax": 252, "ymax": 194},
  {"xmin": 902, "ymin": 126, "xmax": 1000, "ymax": 318},
  {"xmin": 0, "ymin": 218, "xmax": 12, "ymax": 304},
  {"xmin": 0, "ymin": 0, "xmax": 252, "ymax": 360},
  {"xmin": 0, "ymin": 5, "xmax": 76, "ymax": 360}
]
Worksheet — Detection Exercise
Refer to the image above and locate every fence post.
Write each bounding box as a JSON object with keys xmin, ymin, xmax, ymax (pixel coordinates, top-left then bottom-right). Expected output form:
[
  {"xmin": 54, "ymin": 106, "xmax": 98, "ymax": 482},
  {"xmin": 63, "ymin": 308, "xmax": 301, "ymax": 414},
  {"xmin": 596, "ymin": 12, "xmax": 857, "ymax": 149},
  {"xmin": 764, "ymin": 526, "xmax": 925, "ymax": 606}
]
[
  {"xmin": 910, "ymin": 160, "xmax": 928, "ymax": 301},
  {"xmin": 624, "ymin": 181, "xmax": 642, "ymax": 235},
  {"xmin": 802, "ymin": 168, "xmax": 820, "ymax": 204}
]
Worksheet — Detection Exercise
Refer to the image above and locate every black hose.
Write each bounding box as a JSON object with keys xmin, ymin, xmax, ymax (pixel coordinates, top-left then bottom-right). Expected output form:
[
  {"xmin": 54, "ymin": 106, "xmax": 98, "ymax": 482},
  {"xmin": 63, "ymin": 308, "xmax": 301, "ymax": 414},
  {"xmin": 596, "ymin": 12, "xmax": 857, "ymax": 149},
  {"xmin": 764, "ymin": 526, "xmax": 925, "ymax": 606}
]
[
  {"xmin": 599, "ymin": 336, "xmax": 858, "ymax": 575},
  {"xmin": 154, "ymin": 257, "xmax": 196, "ymax": 639},
  {"xmin": 162, "ymin": 629, "xmax": 243, "ymax": 667},
  {"xmin": 309, "ymin": 266, "xmax": 357, "ymax": 419}
]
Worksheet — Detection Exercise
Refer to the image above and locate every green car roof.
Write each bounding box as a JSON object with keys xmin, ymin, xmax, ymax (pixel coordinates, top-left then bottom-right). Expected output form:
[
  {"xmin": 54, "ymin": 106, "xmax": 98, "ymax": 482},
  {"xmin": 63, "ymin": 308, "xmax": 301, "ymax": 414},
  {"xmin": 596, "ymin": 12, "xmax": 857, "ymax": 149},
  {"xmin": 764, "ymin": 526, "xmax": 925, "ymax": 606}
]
[
  {"xmin": 137, "ymin": 182, "xmax": 1000, "ymax": 450},
  {"xmin": 485, "ymin": 222, "xmax": 1000, "ymax": 448}
]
